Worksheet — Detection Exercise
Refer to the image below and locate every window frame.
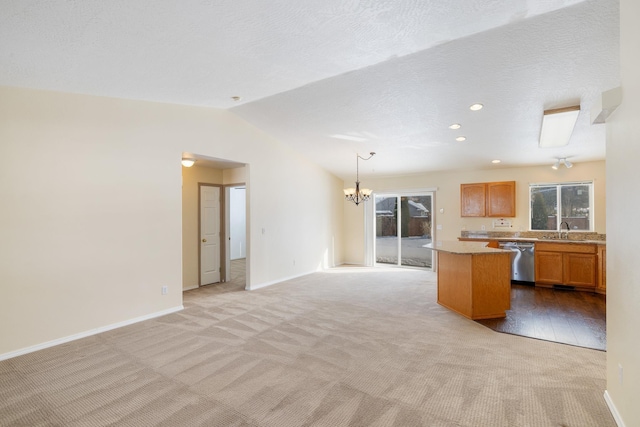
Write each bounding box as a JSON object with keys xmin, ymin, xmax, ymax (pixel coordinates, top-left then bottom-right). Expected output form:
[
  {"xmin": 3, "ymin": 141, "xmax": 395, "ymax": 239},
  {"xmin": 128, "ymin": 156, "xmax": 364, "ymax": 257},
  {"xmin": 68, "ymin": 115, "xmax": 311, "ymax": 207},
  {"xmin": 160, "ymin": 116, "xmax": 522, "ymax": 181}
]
[{"xmin": 529, "ymin": 181, "xmax": 594, "ymax": 232}]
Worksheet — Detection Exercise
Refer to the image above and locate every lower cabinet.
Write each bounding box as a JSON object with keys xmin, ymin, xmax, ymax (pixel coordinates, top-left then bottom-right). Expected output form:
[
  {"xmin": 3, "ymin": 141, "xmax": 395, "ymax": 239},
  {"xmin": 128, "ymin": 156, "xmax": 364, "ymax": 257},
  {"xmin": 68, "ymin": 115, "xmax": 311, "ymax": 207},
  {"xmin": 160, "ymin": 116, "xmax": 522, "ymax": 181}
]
[
  {"xmin": 535, "ymin": 251, "xmax": 564, "ymax": 284},
  {"xmin": 563, "ymin": 253, "xmax": 597, "ymax": 288},
  {"xmin": 597, "ymin": 246, "xmax": 606, "ymax": 294},
  {"xmin": 535, "ymin": 242, "xmax": 598, "ymax": 291}
]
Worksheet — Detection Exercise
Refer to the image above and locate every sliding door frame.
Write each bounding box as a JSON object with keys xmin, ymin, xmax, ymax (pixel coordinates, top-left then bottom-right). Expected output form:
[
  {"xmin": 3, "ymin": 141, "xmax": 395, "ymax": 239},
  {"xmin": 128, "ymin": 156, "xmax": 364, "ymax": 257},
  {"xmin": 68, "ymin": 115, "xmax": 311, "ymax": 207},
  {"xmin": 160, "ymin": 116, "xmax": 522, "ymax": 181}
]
[{"xmin": 366, "ymin": 188, "xmax": 437, "ymax": 270}]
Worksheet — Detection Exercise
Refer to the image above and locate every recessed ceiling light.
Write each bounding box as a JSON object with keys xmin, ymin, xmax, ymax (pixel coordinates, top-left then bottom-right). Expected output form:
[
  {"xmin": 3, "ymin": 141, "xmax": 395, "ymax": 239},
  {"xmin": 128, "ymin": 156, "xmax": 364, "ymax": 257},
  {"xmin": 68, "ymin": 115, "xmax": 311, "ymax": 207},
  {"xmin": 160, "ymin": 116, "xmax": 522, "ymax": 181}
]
[
  {"xmin": 492, "ymin": 159, "xmax": 501, "ymax": 164},
  {"xmin": 469, "ymin": 103, "xmax": 484, "ymax": 111},
  {"xmin": 449, "ymin": 123, "xmax": 461, "ymax": 130},
  {"xmin": 455, "ymin": 136, "xmax": 466, "ymax": 142}
]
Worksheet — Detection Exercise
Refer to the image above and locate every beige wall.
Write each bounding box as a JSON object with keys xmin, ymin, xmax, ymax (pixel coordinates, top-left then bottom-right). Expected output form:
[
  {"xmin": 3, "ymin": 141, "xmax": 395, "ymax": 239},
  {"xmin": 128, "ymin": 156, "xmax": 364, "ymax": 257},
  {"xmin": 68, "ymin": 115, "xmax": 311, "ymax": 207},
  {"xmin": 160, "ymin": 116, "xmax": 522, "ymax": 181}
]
[
  {"xmin": 181, "ymin": 165, "xmax": 223, "ymax": 290},
  {"xmin": 606, "ymin": 0, "xmax": 640, "ymax": 424},
  {"xmin": 344, "ymin": 161, "xmax": 605, "ymax": 264},
  {"xmin": 0, "ymin": 86, "xmax": 344, "ymax": 357},
  {"xmin": 223, "ymin": 166, "xmax": 246, "ymax": 185}
]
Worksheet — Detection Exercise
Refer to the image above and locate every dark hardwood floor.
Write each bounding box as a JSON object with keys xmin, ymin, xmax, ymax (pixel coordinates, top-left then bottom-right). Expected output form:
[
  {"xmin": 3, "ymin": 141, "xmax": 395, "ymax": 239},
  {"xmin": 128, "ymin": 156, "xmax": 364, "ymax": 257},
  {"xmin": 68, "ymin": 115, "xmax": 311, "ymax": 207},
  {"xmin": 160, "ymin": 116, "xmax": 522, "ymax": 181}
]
[{"xmin": 476, "ymin": 283, "xmax": 606, "ymax": 351}]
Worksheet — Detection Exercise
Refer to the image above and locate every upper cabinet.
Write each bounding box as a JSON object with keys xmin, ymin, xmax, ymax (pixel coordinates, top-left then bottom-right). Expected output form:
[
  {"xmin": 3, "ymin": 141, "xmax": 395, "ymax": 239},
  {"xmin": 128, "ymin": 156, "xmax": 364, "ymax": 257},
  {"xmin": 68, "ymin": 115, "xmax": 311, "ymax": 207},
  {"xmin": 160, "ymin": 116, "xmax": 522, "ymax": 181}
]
[
  {"xmin": 461, "ymin": 181, "xmax": 516, "ymax": 217},
  {"xmin": 486, "ymin": 181, "xmax": 516, "ymax": 217},
  {"xmin": 460, "ymin": 183, "xmax": 487, "ymax": 217}
]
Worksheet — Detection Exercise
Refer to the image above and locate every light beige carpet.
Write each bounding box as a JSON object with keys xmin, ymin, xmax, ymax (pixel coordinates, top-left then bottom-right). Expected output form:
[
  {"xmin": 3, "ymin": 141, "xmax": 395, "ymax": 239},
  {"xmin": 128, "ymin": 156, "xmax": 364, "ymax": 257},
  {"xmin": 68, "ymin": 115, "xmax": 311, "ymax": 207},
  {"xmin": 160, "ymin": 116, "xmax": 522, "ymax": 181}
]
[{"xmin": 0, "ymin": 267, "xmax": 614, "ymax": 426}]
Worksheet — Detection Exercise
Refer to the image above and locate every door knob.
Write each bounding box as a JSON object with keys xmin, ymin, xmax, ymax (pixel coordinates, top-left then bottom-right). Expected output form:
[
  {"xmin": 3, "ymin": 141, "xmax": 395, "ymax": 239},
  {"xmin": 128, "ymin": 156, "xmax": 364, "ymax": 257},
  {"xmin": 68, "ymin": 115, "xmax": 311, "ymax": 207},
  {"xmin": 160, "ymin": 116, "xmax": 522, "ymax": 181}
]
[{"xmin": 202, "ymin": 238, "xmax": 207, "ymax": 242}]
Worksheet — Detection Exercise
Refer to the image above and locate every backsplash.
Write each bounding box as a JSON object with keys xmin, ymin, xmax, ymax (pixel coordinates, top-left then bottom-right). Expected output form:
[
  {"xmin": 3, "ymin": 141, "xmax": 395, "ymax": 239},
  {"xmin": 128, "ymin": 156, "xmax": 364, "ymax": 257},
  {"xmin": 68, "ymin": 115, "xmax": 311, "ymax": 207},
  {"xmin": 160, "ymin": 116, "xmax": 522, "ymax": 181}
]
[{"xmin": 460, "ymin": 230, "xmax": 606, "ymax": 242}]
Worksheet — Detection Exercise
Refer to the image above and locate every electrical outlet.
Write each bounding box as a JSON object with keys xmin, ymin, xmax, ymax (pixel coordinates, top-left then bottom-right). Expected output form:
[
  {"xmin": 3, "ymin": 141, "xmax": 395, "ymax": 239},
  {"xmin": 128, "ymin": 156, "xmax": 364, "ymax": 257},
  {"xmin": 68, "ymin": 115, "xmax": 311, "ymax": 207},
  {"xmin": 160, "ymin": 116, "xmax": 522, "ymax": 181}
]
[
  {"xmin": 161, "ymin": 286, "xmax": 168, "ymax": 295},
  {"xmin": 618, "ymin": 364, "xmax": 623, "ymax": 385},
  {"xmin": 436, "ymin": 224, "xmax": 442, "ymax": 230},
  {"xmin": 492, "ymin": 218, "xmax": 511, "ymax": 228},
  {"xmin": 481, "ymin": 225, "xmax": 486, "ymax": 231}
]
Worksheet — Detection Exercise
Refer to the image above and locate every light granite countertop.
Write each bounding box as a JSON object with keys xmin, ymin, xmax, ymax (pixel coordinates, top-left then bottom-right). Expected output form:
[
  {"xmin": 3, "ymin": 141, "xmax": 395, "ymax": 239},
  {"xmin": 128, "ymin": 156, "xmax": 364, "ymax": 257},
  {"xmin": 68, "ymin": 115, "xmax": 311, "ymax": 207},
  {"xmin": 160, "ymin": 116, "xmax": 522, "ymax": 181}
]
[
  {"xmin": 424, "ymin": 241, "xmax": 509, "ymax": 254},
  {"xmin": 459, "ymin": 236, "xmax": 606, "ymax": 245}
]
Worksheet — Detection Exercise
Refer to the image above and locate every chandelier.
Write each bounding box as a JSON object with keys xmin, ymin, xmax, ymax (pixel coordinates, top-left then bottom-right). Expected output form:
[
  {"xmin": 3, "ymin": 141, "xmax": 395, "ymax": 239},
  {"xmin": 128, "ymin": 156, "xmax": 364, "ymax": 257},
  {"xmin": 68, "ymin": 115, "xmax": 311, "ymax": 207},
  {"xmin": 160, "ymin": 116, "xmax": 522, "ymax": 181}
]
[{"xmin": 343, "ymin": 152, "xmax": 376, "ymax": 205}]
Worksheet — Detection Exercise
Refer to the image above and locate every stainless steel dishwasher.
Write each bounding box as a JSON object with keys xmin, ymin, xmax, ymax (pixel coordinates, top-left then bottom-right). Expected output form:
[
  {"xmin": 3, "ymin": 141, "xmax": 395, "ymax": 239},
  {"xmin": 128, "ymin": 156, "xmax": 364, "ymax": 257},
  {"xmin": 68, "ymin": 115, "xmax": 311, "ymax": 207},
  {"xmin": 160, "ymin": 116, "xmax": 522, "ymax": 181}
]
[{"xmin": 499, "ymin": 242, "xmax": 535, "ymax": 283}]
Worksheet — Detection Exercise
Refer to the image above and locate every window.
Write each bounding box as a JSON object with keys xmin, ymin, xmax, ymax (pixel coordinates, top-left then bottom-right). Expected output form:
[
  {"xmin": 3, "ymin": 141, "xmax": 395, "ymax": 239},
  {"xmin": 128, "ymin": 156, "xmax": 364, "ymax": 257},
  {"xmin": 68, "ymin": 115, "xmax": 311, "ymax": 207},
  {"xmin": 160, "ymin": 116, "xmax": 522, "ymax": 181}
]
[{"xmin": 530, "ymin": 181, "xmax": 593, "ymax": 231}]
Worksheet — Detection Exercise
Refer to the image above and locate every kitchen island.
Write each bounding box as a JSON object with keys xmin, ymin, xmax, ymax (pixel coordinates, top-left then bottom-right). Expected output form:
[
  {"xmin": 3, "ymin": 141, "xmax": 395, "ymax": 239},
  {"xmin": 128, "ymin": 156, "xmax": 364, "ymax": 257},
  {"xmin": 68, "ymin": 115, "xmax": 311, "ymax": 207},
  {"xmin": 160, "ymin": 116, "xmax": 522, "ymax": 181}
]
[{"xmin": 426, "ymin": 241, "xmax": 511, "ymax": 320}]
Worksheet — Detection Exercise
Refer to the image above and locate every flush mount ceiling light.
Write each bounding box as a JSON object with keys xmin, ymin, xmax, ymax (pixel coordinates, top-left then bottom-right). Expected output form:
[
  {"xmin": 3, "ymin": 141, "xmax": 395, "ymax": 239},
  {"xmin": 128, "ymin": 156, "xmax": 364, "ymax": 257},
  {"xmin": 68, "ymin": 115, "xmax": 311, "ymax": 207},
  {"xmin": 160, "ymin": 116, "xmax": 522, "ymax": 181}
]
[
  {"xmin": 455, "ymin": 136, "xmax": 466, "ymax": 142},
  {"xmin": 539, "ymin": 106, "xmax": 580, "ymax": 148},
  {"xmin": 343, "ymin": 152, "xmax": 375, "ymax": 206},
  {"xmin": 552, "ymin": 158, "xmax": 573, "ymax": 170},
  {"xmin": 492, "ymin": 159, "xmax": 501, "ymax": 164},
  {"xmin": 469, "ymin": 103, "xmax": 484, "ymax": 111},
  {"xmin": 181, "ymin": 155, "xmax": 196, "ymax": 167},
  {"xmin": 449, "ymin": 123, "xmax": 461, "ymax": 130}
]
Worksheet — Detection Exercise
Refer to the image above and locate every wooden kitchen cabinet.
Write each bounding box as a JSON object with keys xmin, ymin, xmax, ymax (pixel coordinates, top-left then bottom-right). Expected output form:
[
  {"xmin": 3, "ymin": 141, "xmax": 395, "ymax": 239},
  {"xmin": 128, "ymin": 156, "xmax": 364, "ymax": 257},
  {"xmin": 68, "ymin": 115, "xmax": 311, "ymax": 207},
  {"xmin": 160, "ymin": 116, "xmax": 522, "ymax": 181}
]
[
  {"xmin": 597, "ymin": 246, "xmax": 606, "ymax": 294},
  {"xmin": 460, "ymin": 183, "xmax": 486, "ymax": 217},
  {"xmin": 460, "ymin": 181, "xmax": 515, "ymax": 217},
  {"xmin": 535, "ymin": 250, "xmax": 564, "ymax": 284},
  {"xmin": 563, "ymin": 253, "xmax": 597, "ymax": 287},
  {"xmin": 486, "ymin": 181, "xmax": 516, "ymax": 217},
  {"xmin": 535, "ymin": 242, "xmax": 597, "ymax": 291}
]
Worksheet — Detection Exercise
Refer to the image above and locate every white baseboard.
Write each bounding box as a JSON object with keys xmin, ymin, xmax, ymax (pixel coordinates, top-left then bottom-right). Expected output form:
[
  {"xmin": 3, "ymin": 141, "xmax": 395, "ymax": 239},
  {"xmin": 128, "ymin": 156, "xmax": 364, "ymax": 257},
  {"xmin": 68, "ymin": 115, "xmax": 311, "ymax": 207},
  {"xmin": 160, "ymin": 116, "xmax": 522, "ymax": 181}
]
[
  {"xmin": 341, "ymin": 260, "xmax": 366, "ymax": 266},
  {"xmin": 247, "ymin": 270, "xmax": 316, "ymax": 291},
  {"xmin": 0, "ymin": 305, "xmax": 184, "ymax": 362},
  {"xmin": 604, "ymin": 390, "xmax": 626, "ymax": 427}
]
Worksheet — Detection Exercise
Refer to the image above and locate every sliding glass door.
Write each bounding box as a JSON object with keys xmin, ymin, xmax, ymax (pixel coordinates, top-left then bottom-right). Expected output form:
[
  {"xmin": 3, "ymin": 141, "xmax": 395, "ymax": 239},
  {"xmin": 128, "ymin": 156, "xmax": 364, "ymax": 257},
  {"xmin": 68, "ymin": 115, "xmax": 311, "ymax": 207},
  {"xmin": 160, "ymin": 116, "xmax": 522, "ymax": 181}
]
[
  {"xmin": 374, "ymin": 193, "xmax": 433, "ymax": 268},
  {"xmin": 374, "ymin": 196, "xmax": 399, "ymax": 265}
]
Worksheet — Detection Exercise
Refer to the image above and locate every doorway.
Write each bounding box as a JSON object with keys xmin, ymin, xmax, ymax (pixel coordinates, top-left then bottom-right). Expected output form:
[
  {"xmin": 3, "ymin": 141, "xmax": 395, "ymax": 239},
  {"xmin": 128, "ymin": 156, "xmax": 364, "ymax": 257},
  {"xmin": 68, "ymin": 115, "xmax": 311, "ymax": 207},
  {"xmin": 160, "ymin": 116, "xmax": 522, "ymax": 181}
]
[
  {"xmin": 224, "ymin": 184, "xmax": 246, "ymax": 284},
  {"xmin": 373, "ymin": 192, "xmax": 434, "ymax": 268},
  {"xmin": 181, "ymin": 154, "xmax": 248, "ymax": 291}
]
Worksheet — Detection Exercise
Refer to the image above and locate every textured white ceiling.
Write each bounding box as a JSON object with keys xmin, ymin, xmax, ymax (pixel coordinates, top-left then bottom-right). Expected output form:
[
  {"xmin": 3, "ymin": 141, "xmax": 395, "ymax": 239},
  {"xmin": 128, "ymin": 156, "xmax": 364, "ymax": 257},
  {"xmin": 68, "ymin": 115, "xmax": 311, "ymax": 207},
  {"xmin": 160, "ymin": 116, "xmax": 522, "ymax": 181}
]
[{"xmin": 0, "ymin": 0, "xmax": 619, "ymax": 179}]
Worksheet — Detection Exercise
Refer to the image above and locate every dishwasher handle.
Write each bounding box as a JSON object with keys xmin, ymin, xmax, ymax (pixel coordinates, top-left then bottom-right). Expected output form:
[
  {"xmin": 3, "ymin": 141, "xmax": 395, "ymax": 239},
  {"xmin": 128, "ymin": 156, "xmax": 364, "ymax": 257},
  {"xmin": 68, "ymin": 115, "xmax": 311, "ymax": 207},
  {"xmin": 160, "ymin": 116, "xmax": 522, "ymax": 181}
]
[
  {"xmin": 515, "ymin": 243, "xmax": 535, "ymax": 249},
  {"xmin": 498, "ymin": 242, "xmax": 535, "ymax": 250}
]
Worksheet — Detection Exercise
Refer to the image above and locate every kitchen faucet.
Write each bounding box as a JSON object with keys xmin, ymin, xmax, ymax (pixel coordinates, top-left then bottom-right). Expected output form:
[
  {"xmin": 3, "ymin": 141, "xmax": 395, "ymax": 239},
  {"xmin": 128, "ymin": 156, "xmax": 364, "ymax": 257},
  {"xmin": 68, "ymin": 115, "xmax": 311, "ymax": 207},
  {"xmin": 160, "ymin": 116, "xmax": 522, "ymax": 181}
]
[{"xmin": 559, "ymin": 221, "xmax": 571, "ymax": 239}]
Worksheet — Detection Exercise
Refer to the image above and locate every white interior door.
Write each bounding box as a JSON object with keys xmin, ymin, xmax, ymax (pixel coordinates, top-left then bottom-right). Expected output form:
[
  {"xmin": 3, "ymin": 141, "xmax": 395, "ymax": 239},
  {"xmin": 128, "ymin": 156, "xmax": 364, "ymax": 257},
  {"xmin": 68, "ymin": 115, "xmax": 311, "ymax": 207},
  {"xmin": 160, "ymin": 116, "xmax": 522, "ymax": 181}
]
[{"xmin": 200, "ymin": 185, "xmax": 220, "ymax": 285}]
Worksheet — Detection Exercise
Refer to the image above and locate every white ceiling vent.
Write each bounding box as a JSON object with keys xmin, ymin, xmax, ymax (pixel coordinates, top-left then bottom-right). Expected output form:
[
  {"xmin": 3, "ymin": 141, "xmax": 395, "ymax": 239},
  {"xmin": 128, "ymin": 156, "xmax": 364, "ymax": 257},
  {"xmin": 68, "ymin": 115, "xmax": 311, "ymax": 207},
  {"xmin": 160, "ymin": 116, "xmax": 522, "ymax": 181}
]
[{"xmin": 591, "ymin": 87, "xmax": 622, "ymax": 124}]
